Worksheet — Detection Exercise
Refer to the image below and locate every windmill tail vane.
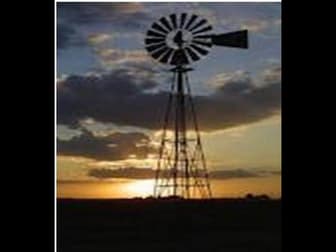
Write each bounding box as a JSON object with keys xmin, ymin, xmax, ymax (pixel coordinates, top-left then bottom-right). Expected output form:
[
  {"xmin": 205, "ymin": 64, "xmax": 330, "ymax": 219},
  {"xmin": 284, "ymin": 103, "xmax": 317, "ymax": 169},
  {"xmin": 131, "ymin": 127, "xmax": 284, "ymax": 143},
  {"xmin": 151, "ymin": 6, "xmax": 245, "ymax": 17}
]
[{"xmin": 144, "ymin": 13, "xmax": 248, "ymax": 199}]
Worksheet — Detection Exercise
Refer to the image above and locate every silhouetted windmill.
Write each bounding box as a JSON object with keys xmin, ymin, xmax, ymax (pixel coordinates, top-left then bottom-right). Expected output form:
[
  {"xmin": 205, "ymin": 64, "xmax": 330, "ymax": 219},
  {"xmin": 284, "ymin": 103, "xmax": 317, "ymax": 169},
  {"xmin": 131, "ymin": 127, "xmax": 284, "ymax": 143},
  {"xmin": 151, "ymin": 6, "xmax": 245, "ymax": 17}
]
[{"xmin": 145, "ymin": 13, "xmax": 248, "ymax": 198}]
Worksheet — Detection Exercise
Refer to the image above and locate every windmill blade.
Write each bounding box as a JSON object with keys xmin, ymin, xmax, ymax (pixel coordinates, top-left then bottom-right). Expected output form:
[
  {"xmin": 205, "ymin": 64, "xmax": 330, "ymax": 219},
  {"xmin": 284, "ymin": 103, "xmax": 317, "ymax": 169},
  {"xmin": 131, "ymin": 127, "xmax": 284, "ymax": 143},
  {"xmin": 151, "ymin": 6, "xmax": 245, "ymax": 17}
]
[
  {"xmin": 180, "ymin": 13, "xmax": 187, "ymax": 28},
  {"xmin": 169, "ymin": 14, "xmax": 178, "ymax": 29},
  {"xmin": 146, "ymin": 29, "xmax": 166, "ymax": 38},
  {"xmin": 189, "ymin": 19, "xmax": 207, "ymax": 32},
  {"xmin": 160, "ymin": 48, "xmax": 174, "ymax": 64},
  {"xmin": 185, "ymin": 47, "xmax": 200, "ymax": 61},
  {"xmin": 160, "ymin": 17, "xmax": 173, "ymax": 32},
  {"xmin": 151, "ymin": 22, "xmax": 168, "ymax": 34},
  {"xmin": 211, "ymin": 30, "xmax": 248, "ymax": 48},
  {"xmin": 190, "ymin": 44, "xmax": 209, "ymax": 56},
  {"xmin": 145, "ymin": 37, "xmax": 165, "ymax": 45},
  {"xmin": 146, "ymin": 42, "xmax": 166, "ymax": 53},
  {"xmin": 185, "ymin": 14, "xmax": 198, "ymax": 30},
  {"xmin": 192, "ymin": 25, "xmax": 212, "ymax": 35},
  {"xmin": 151, "ymin": 46, "xmax": 170, "ymax": 59}
]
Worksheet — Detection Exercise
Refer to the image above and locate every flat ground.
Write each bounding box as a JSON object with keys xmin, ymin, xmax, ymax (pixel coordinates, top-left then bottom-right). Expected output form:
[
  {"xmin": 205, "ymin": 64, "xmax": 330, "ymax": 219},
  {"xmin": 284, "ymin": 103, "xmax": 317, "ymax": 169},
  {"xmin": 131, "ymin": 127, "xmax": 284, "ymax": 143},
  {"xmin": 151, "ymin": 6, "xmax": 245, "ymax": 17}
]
[{"xmin": 58, "ymin": 198, "xmax": 281, "ymax": 252}]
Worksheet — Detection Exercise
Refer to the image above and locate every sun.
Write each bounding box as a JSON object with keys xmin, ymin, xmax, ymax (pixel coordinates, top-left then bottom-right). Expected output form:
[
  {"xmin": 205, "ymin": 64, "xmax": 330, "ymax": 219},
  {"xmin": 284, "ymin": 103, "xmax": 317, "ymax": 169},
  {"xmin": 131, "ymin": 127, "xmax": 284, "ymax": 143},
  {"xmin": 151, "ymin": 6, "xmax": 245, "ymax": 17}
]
[{"xmin": 125, "ymin": 179, "xmax": 154, "ymax": 197}]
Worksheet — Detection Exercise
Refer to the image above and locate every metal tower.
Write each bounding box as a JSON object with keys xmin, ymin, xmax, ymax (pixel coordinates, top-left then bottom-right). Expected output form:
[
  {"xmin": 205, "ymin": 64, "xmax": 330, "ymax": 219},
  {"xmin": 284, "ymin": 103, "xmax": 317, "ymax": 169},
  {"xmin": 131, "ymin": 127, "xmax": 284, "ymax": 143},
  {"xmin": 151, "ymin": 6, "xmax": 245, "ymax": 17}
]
[{"xmin": 144, "ymin": 13, "xmax": 248, "ymax": 198}]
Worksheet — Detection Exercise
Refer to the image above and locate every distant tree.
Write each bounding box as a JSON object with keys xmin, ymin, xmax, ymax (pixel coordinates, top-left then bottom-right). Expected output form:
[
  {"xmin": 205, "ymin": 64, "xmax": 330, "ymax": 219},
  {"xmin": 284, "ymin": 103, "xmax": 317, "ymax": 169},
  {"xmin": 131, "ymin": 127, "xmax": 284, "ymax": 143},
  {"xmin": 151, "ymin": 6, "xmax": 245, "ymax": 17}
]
[
  {"xmin": 245, "ymin": 193, "xmax": 271, "ymax": 201},
  {"xmin": 245, "ymin": 193, "xmax": 254, "ymax": 199},
  {"xmin": 145, "ymin": 196, "xmax": 155, "ymax": 200}
]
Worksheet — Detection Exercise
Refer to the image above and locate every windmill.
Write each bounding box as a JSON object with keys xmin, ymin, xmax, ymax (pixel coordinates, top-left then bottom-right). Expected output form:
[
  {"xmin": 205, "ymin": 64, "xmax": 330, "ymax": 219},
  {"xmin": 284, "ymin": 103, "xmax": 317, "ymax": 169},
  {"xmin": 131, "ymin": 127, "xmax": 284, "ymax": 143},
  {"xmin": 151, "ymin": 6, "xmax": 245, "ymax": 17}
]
[{"xmin": 144, "ymin": 13, "xmax": 248, "ymax": 198}]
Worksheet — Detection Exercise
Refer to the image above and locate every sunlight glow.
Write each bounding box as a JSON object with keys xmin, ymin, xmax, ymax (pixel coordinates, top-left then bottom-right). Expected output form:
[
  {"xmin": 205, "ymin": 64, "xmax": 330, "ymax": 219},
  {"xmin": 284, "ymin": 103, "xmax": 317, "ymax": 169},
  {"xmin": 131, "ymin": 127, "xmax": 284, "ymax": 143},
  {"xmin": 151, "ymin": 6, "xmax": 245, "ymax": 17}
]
[{"xmin": 124, "ymin": 179, "xmax": 154, "ymax": 197}]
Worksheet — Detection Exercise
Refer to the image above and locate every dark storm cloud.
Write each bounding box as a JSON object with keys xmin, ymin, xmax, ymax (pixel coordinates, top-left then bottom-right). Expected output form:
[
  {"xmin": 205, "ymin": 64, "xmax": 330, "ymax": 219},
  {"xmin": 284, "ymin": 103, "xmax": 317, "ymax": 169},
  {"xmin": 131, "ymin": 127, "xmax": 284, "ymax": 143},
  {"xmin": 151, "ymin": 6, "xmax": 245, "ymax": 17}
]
[
  {"xmin": 87, "ymin": 167, "xmax": 279, "ymax": 180},
  {"xmin": 88, "ymin": 167, "xmax": 155, "ymax": 180},
  {"xmin": 57, "ymin": 68, "xmax": 164, "ymax": 129},
  {"xmin": 58, "ymin": 2, "xmax": 146, "ymax": 24},
  {"xmin": 57, "ymin": 67, "xmax": 281, "ymax": 131},
  {"xmin": 57, "ymin": 3, "xmax": 151, "ymax": 49},
  {"xmin": 57, "ymin": 3, "xmax": 151, "ymax": 33},
  {"xmin": 57, "ymin": 128, "xmax": 154, "ymax": 161},
  {"xmin": 209, "ymin": 169, "xmax": 261, "ymax": 179}
]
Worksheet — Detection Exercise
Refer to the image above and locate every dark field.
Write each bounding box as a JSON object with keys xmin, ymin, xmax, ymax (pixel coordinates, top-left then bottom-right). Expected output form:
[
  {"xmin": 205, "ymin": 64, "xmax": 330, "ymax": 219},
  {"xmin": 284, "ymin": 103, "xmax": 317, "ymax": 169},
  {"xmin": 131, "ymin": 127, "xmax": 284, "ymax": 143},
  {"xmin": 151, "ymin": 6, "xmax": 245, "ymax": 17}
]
[{"xmin": 58, "ymin": 198, "xmax": 281, "ymax": 252}]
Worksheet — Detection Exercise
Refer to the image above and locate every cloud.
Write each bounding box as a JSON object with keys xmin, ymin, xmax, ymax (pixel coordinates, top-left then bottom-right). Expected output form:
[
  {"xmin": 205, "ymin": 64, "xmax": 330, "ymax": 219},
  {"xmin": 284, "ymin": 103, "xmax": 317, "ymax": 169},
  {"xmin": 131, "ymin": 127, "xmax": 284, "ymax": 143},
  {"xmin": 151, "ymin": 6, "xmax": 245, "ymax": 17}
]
[
  {"xmin": 261, "ymin": 66, "xmax": 281, "ymax": 83},
  {"xmin": 57, "ymin": 23, "xmax": 74, "ymax": 49},
  {"xmin": 88, "ymin": 33, "xmax": 112, "ymax": 45},
  {"xmin": 57, "ymin": 68, "xmax": 163, "ymax": 128},
  {"xmin": 274, "ymin": 19, "xmax": 281, "ymax": 26},
  {"xmin": 57, "ymin": 3, "xmax": 151, "ymax": 50},
  {"xmin": 57, "ymin": 127, "xmax": 155, "ymax": 161},
  {"xmin": 209, "ymin": 169, "xmax": 261, "ymax": 179},
  {"xmin": 88, "ymin": 167, "xmax": 154, "ymax": 179},
  {"xmin": 111, "ymin": 2, "xmax": 144, "ymax": 14},
  {"xmin": 241, "ymin": 19, "xmax": 270, "ymax": 32},
  {"xmin": 207, "ymin": 70, "xmax": 251, "ymax": 90},
  {"xmin": 57, "ymin": 2, "xmax": 149, "ymax": 28},
  {"xmin": 90, "ymin": 41, "xmax": 166, "ymax": 75},
  {"xmin": 57, "ymin": 66, "xmax": 281, "ymax": 131},
  {"xmin": 57, "ymin": 23, "xmax": 86, "ymax": 49},
  {"xmin": 96, "ymin": 48, "xmax": 149, "ymax": 66},
  {"xmin": 87, "ymin": 167, "xmax": 280, "ymax": 180}
]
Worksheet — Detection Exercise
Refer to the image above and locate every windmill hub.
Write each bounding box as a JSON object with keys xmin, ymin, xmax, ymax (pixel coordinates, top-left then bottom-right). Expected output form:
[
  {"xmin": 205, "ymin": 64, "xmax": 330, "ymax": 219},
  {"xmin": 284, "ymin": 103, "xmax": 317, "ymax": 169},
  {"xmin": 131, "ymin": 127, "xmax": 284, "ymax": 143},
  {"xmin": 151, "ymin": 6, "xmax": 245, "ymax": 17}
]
[
  {"xmin": 166, "ymin": 30, "xmax": 192, "ymax": 49},
  {"xmin": 145, "ymin": 13, "xmax": 248, "ymax": 198}
]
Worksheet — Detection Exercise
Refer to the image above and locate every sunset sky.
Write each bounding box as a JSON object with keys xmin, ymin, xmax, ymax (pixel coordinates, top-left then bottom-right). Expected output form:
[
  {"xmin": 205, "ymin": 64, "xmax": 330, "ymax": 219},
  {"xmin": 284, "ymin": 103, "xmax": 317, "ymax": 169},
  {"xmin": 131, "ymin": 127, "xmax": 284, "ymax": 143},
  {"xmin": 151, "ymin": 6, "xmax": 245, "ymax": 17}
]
[{"xmin": 57, "ymin": 2, "xmax": 281, "ymax": 198}]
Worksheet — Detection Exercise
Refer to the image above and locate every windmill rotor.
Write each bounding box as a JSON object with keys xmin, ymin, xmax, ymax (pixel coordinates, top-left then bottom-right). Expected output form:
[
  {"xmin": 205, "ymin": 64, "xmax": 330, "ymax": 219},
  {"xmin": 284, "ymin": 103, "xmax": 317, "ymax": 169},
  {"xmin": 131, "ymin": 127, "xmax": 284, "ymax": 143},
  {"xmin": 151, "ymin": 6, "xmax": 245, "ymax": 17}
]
[{"xmin": 145, "ymin": 13, "xmax": 248, "ymax": 66}]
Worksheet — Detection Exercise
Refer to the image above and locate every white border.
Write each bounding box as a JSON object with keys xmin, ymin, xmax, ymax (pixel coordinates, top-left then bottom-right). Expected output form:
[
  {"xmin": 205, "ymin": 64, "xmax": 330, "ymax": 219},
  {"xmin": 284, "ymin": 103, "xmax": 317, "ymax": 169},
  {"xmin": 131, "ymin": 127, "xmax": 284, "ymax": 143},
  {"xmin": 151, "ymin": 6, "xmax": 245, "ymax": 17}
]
[{"xmin": 54, "ymin": 1, "xmax": 57, "ymax": 252}]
